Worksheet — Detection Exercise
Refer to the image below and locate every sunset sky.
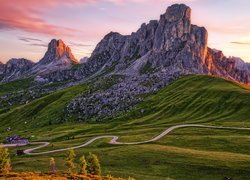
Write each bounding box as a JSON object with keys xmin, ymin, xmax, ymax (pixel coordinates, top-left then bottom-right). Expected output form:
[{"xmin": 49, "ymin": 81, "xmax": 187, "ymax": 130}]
[{"xmin": 0, "ymin": 0, "xmax": 250, "ymax": 63}]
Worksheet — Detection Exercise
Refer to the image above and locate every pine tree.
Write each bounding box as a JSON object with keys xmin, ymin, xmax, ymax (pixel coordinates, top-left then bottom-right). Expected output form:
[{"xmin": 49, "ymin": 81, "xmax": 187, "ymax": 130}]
[
  {"xmin": 0, "ymin": 145, "xmax": 11, "ymax": 174},
  {"xmin": 66, "ymin": 148, "xmax": 76, "ymax": 174},
  {"xmin": 86, "ymin": 152, "xmax": 101, "ymax": 175},
  {"xmin": 79, "ymin": 155, "xmax": 87, "ymax": 175},
  {"xmin": 49, "ymin": 157, "xmax": 57, "ymax": 174}
]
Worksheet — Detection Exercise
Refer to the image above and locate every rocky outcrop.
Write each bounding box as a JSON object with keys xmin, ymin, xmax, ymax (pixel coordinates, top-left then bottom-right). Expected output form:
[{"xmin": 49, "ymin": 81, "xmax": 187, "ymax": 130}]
[
  {"xmin": 31, "ymin": 39, "xmax": 79, "ymax": 75},
  {"xmin": 80, "ymin": 57, "xmax": 89, "ymax": 64},
  {"xmin": 39, "ymin": 39, "xmax": 78, "ymax": 65},
  {"xmin": 83, "ymin": 4, "xmax": 208, "ymax": 78},
  {"xmin": 78, "ymin": 3, "xmax": 248, "ymax": 85},
  {"xmin": 0, "ymin": 61, "xmax": 5, "ymax": 75},
  {"xmin": 204, "ymin": 48, "xmax": 250, "ymax": 85},
  {"xmin": 1, "ymin": 58, "xmax": 34, "ymax": 82}
]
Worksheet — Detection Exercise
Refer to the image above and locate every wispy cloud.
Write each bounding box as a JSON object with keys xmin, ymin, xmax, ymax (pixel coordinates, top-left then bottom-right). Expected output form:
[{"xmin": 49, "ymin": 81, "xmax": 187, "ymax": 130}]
[
  {"xmin": 18, "ymin": 37, "xmax": 43, "ymax": 42},
  {"xmin": 18, "ymin": 36, "xmax": 93, "ymax": 50},
  {"xmin": 18, "ymin": 36, "xmax": 47, "ymax": 47},
  {"xmin": 69, "ymin": 42, "xmax": 93, "ymax": 48},
  {"xmin": 231, "ymin": 42, "xmax": 250, "ymax": 45}
]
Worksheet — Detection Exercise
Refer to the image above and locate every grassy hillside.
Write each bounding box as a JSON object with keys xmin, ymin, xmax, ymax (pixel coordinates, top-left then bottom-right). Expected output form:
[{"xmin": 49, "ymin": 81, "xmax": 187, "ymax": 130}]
[
  {"xmin": 118, "ymin": 75, "xmax": 250, "ymax": 127},
  {"xmin": 0, "ymin": 75, "xmax": 250, "ymax": 179},
  {"xmin": 0, "ymin": 84, "xmax": 88, "ymax": 130},
  {"xmin": 0, "ymin": 78, "xmax": 33, "ymax": 96}
]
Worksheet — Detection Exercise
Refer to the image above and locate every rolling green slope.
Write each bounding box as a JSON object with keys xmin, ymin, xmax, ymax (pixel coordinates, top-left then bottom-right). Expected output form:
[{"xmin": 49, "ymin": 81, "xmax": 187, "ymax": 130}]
[
  {"xmin": 0, "ymin": 84, "xmax": 88, "ymax": 130},
  {"xmin": 119, "ymin": 75, "xmax": 250, "ymax": 127},
  {"xmin": 0, "ymin": 78, "xmax": 33, "ymax": 96}
]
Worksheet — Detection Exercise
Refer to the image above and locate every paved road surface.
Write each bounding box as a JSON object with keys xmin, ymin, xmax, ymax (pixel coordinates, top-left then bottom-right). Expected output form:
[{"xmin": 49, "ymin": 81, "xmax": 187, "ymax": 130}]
[{"xmin": 3, "ymin": 124, "xmax": 250, "ymax": 155}]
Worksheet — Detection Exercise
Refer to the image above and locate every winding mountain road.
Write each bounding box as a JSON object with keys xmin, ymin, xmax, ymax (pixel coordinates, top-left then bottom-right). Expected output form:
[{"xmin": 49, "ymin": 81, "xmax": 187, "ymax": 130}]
[{"xmin": 3, "ymin": 124, "xmax": 250, "ymax": 155}]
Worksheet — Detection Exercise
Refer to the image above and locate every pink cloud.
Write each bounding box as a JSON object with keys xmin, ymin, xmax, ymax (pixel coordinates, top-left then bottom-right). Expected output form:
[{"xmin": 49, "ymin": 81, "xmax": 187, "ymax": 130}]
[
  {"xmin": 0, "ymin": 0, "xmax": 197, "ymax": 36},
  {"xmin": 0, "ymin": 0, "xmax": 95, "ymax": 36}
]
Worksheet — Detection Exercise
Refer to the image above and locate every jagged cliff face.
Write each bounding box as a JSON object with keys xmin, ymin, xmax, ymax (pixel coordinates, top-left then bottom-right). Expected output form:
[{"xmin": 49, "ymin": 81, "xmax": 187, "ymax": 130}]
[
  {"xmin": 89, "ymin": 4, "xmax": 208, "ymax": 77},
  {"xmin": 205, "ymin": 48, "xmax": 250, "ymax": 85},
  {"xmin": 85, "ymin": 4, "xmax": 249, "ymax": 85},
  {"xmin": 31, "ymin": 39, "xmax": 78, "ymax": 75},
  {"xmin": 39, "ymin": 39, "xmax": 78, "ymax": 65}
]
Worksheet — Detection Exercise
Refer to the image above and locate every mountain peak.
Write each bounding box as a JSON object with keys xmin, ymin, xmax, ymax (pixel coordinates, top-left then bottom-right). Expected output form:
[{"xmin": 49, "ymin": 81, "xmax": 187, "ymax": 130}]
[
  {"xmin": 39, "ymin": 39, "xmax": 78, "ymax": 65},
  {"xmin": 163, "ymin": 4, "xmax": 191, "ymax": 22}
]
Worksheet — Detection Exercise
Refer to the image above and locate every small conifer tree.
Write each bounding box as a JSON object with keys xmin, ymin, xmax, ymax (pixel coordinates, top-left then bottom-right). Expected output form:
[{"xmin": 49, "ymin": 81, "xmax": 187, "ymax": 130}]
[
  {"xmin": 66, "ymin": 148, "xmax": 76, "ymax": 174},
  {"xmin": 49, "ymin": 157, "xmax": 57, "ymax": 174},
  {"xmin": 0, "ymin": 145, "xmax": 11, "ymax": 174},
  {"xmin": 79, "ymin": 155, "xmax": 87, "ymax": 175},
  {"xmin": 86, "ymin": 152, "xmax": 101, "ymax": 175}
]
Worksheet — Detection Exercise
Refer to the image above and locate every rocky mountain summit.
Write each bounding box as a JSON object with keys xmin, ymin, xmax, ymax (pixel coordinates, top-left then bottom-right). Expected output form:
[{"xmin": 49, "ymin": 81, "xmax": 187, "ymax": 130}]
[
  {"xmin": 31, "ymin": 39, "xmax": 78, "ymax": 75},
  {"xmin": 90, "ymin": 4, "xmax": 207, "ymax": 76},
  {"xmin": 85, "ymin": 4, "xmax": 249, "ymax": 85},
  {"xmin": 0, "ymin": 39, "xmax": 78, "ymax": 82}
]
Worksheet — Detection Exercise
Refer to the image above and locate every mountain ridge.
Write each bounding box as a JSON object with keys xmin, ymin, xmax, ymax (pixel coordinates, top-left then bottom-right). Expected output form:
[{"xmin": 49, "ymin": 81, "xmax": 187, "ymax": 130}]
[{"xmin": 0, "ymin": 4, "xmax": 249, "ymax": 86}]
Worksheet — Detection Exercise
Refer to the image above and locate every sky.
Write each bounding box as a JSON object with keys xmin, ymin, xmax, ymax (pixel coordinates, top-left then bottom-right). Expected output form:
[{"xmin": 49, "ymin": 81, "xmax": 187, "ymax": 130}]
[{"xmin": 0, "ymin": 0, "xmax": 250, "ymax": 63}]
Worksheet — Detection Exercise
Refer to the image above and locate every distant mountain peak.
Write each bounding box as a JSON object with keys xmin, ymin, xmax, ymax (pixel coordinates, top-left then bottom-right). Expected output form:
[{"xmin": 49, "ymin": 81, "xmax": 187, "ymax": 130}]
[{"xmin": 39, "ymin": 39, "xmax": 78, "ymax": 65}]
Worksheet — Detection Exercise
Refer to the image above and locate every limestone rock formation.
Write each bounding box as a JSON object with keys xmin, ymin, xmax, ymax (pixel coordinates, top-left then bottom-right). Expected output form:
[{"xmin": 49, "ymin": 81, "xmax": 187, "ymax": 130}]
[
  {"xmin": 77, "ymin": 3, "xmax": 248, "ymax": 85},
  {"xmin": 39, "ymin": 39, "xmax": 78, "ymax": 65},
  {"xmin": 31, "ymin": 39, "xmax": 79, "ymax": 74},
  {"xmin": 85, "ymin": 4, "xmax": 208, "ymax": 77},
  {"xmin": 205, "ymin": 48, "xmax": 250, "ymax": 85},
  {"xmin": 1, "ymin": 58, "xmax": 34, "ymax": 81}
]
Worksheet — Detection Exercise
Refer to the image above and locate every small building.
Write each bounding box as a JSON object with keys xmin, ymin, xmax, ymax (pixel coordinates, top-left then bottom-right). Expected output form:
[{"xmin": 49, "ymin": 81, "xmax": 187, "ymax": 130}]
[{"xmin": 5, "ymin": 135, "xmax": 29, "ymax": 144}]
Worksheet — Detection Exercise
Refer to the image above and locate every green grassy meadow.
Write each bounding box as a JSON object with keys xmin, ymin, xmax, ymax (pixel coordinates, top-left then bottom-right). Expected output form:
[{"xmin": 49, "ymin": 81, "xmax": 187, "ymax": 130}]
[{"xmin": 0, "ymin": 75, "xmax": 249, "ymax": 179}]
